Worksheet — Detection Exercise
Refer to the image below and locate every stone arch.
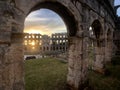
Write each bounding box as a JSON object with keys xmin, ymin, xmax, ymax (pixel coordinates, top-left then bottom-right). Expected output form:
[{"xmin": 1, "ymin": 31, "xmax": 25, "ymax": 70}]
[
  {"xmin": 90, "ymin": 19, "xmax": 105, "ymax": 72},
  {"xmin": 105, "ymin": 28, "xmax": 113, "ymax": 62},
  {"xmin": 114, "ymin": 4, "xmax": 120, "ymax": 16},
  {"xmin": 105, "ymin": 23, "xmax": 114, "ymax": 42},
  {"xmin": 91, "ymin": 20, "xmax": 103, "ymax": 47},
  {"xmin": 23, "ymin": 5, "xmax": 80, "ymax": 88},
  {"xmin": 0, "ymin": 0, "xmax": 116, "ymax": 90},
  {"xmin": 25, "ymin": 1, "xmax": 78, "ymax": 37}
]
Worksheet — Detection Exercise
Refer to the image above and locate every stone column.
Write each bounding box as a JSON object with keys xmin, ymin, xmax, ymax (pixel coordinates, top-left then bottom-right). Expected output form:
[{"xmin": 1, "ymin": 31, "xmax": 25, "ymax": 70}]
[
  {"xmin": 105, "ymin": 36, "xmax": 113, "ymax": 63},
  {"xmin": 0, "ymin": 1, "xmax": 25, "ymax": 89},
  {"xmin": 113, "ymin": 30, "xmax": 120, "ymax": 57},
  {"xmin": 0, "ymin": 33, "xmax": 24, "ymax": 90},
  {"xmin": 93, "ymin": 47, "xmax": 105, "ymax": 72},
  {"xmin": 93, "ymin": 38, "xmax": 105, "ymax": 73},
  {"xmin": 67, "ymin": 36, "xmax": 89, "ymax": 90}
]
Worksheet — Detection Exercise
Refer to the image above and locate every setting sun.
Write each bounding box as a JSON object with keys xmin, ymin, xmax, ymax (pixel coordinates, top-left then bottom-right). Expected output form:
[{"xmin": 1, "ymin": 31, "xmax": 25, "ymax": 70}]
[
  {"xmin": 24, "ymin": 29, "xmax": 44, "ymax": 34},
  {"xmin": 24, "ymin": 9, "xmax": 67, "ymax": 36},
  {"xmin": 31, "ymin": 41, "xmax": 35, "ymax": 46},
  {"xmin": 32, "ymin": 47, "xmax": 35, "ymax": 49}
]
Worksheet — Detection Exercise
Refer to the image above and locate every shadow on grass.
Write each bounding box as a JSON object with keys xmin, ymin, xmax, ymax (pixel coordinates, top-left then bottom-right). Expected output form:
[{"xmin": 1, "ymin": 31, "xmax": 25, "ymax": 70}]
[
  {"xmin": 25, "ymin": 57, "xmax": 120, "ymax": 90},
  {"xmin": 88, "ymin": 57, "xmax": 120, "ymax": 90}
]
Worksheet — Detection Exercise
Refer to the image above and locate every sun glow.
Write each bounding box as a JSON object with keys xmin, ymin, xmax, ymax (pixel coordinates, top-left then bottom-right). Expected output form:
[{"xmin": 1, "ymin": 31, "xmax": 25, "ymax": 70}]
[
  {"xmin": 24, "ymin": 29, "xmax": 44, "ymax": 34},
  {"xmin": 32, "ymin": 47, "xmax": 35, "ymax": 49},
  {"xmin": 31, "ymin": 41, "xmax": 35, "ymax": 46},
  {"xmin": 24, "ymin": 9, "xmax": 67, "ymax": 36}
]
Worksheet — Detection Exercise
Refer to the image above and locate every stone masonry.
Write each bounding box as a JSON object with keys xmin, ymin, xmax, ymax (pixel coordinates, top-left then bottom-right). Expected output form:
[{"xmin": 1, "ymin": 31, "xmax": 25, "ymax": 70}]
[
  {"xmin": 23, "ymin": 33, "xmax": 68, "ymax": 54},
  {"xmin": 0, "ymin": 0, "xmax": 119, "ymax": 90}
]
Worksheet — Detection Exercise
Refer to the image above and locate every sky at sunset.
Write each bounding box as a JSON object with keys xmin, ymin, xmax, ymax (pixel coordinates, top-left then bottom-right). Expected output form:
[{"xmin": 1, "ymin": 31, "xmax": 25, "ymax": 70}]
[
  {"xmin": 24, "ymin": 9, "xmax": 67, "ymax": 36},
  {"xmin": 24, "ymin": 0, "xmax": 120, "ymax": 35}
]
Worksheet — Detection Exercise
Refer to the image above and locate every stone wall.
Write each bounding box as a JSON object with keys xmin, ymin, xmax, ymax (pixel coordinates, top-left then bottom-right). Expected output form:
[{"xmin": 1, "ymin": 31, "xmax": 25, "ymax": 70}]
[
  {"xmin": 51, "ymin": 33, "xmax": 68, "ymax": 52},
  {"xmin": 23, "ymin": 33, "xmax": 68, "ymax": 55},
  {"xmin": 0, "ymin": 0, "xmax": 116, "ymax": 90}
]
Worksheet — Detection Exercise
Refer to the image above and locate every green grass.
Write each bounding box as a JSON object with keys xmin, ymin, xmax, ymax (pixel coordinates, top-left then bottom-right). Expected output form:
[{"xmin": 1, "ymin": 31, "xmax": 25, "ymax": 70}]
[
  {"xmin": 25, "ymin": 57, "xmax": 120, "ymax": 90},
  {"xmin": 89, "ymin": 71, "xmax": 120, "ymax": 90},
  {"xmin": 25, "ymin": 58, "xmax": 68, "ymax": 90},
  {"xmin": 88, "ymin": 58, "xmax": 120, "ymax": 90}
]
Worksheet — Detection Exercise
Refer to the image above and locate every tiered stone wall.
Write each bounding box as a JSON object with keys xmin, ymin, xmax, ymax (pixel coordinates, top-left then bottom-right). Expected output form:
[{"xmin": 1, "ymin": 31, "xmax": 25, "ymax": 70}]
[
  {"xmin": 51, "ymin": 33, "xmax": 68, "ymax": 52},
  {"xmin": 23, "ymin": 33, "xmax": 68, "ymax": 54}
]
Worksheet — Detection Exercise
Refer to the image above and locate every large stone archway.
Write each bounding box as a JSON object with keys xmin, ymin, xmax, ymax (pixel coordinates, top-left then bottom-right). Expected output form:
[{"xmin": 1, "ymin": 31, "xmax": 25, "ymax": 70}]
[
  {"xmin": 0, "ymin": 0, "xmax": 116, "ymax": 90},
  {"xmin": 89, "ymin": 20, "xmax": 105, "ymax": 72}
]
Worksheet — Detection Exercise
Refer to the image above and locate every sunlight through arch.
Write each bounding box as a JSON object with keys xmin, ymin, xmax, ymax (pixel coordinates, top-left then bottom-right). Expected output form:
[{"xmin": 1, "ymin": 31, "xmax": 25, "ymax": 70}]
[{"xmin": 24, "ymin": 9, "xmax": 67, "ymax": 36}]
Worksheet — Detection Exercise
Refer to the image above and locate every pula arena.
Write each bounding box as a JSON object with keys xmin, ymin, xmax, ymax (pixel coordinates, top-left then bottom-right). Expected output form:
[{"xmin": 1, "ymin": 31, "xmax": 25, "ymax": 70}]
[
  {"xmin": 0, "ymin": 0, "xmax": 120, "ymax": 90},
  {"xmin": 23, "ymin": 33, "xmax": 68, "ymax": 54}
]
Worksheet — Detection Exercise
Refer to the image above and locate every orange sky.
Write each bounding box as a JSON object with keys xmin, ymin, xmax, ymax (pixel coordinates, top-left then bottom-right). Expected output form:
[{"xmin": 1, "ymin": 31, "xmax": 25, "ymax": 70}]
[{"xmin": 24, "ymin": 9, "xmax": 67, "ymax": 36}]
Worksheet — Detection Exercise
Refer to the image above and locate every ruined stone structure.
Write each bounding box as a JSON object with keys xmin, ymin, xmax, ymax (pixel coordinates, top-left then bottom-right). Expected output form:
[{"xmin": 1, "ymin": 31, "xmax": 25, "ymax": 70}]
[
  {"xmin": 40, "ymin": 35, "xmax": 51, "ymax": 52},
  {"xmin": 0, "ymin": 0, "xmax": 119, "ymax": 90},
  {"xmin": 24, "ymin": 33, "xmax": 42, "ymax": 54},
  {"xmin": 51, "ymin": 33, "xmax": 68, "ymax": 52},
  {"xmin": 23, "ymin": 33, "xmax": 68, "ymax": 54}
]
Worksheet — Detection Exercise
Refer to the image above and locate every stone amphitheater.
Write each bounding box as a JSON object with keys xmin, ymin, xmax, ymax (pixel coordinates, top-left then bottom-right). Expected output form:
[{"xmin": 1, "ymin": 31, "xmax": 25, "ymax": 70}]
[{"xmin": 0, "ymin": 0, "xmax": 120, "ymax": 90}]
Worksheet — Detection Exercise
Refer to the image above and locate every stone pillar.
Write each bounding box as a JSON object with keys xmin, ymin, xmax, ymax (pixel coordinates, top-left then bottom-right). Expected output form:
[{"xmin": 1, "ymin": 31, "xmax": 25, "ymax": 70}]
[
  {"xmin": 67, "ymin": 36, "xmax": 89, "ymax": 90},
  {"xmin": 105, "ymin": 36, "xmax": 113, "ymax": 63},
  {"xmin": 93, "ymin": 46, "xmax": 105, "ymax": 72},
  {"xmin": 113, "ymin": 30, "xmax": 120, "ymax": 57},
  {"xmin": 0, "ymin": 1, "xmax": 25, "ymax": 88},
  {"xmin": 0, "ymin": 33, "xmax": 24, "ymax": 90},
  {"xmin": 91, "ymin": 33, "xmax": 106, "ymax": 73}
]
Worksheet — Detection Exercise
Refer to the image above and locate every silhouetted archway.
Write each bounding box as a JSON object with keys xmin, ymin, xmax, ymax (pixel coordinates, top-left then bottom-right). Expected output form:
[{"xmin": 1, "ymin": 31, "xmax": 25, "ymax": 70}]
[
  {"xmin": 91, "ymin": 20, "xmax": 103, "ymax": 47},
  {"xmin": 24, "ymin": 2, "xmax": 78, "ymax": 90},
  {"xmin": 27, "ymin": 1, "xmax": 78, "ymax": 36}
]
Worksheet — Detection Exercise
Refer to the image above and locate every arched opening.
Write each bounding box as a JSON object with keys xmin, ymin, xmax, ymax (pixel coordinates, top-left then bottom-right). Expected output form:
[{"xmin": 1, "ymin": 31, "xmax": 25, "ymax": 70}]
[
  {"xmin": 91, "ymin": 20, "xmax": 103, "ymax": 47},
  {"xmin": 28, "ymin": 1, "xmax": 77, "ymax": 36},
  {"xmin": 88, "ymin": 26, "xmax": 95, "ymax": 69},
  {"xmin": 23, "ymin": 2, "xmax": 78, "ymax": 90},
  {"xmin": 88, "ymin": 20, "xmax": 104, "ymax": 71}
]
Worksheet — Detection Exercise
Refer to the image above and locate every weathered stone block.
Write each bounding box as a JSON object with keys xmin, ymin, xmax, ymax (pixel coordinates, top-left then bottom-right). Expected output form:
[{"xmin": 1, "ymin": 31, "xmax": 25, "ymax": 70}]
[{"xmin": 0, "ymin": 31, "xmax": 11, "ymax": 43}]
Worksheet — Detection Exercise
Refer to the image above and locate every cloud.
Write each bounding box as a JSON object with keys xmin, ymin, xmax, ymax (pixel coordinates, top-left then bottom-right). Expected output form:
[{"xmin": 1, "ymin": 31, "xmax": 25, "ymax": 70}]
[
  {"xmin": 26, "ymin": 18, "xmax": 48, "ymax": 22},
  {"xmin": 24, "ymin": 9, "xmax": 67, "ymax": 35}
]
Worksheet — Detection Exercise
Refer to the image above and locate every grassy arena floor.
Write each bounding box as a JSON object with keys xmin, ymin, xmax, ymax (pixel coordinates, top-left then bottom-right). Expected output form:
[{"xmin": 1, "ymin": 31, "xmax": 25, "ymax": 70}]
[
  {"xmin": 25, "ymin": 57, "xmax": 120, "ymax": 90},
  {"xmin": 25, "ymin": 58, "xmax": 68, "ymax": 90}
]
